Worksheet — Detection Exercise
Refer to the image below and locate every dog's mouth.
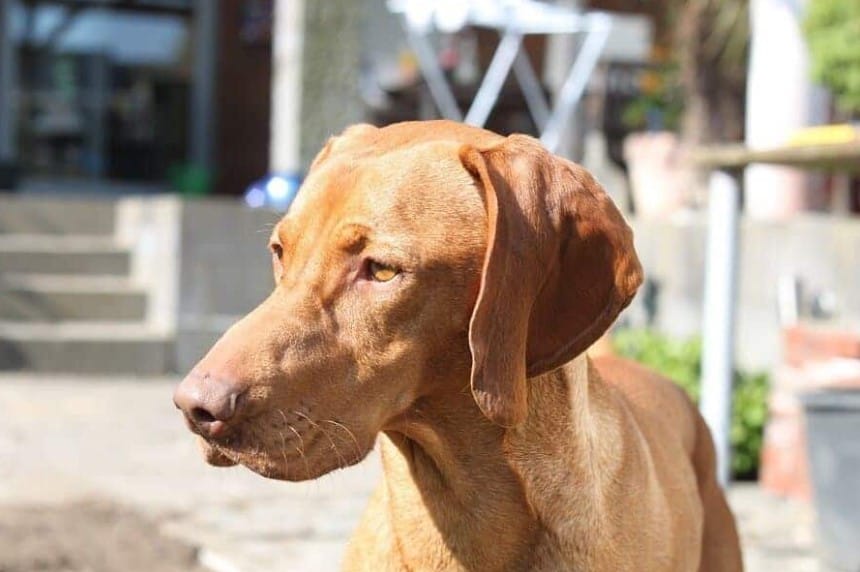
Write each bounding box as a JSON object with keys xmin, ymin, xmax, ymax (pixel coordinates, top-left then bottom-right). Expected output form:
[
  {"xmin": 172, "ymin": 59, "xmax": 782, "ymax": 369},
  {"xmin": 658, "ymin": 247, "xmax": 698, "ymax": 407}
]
[
  {"xmin": 193, "ymin": 413, "xmax": 374, "ymax": 481},
  {"xmin": 196, "ymin": 437, "xmax": 239, "ymax": 467}
]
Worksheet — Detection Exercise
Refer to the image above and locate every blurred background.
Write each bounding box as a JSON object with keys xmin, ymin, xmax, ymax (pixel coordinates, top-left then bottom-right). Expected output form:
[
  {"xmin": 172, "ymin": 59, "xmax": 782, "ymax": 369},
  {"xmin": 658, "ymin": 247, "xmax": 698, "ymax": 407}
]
[{"xmin": 0, "ymin": 0, "xmax": 858, "ymax": 570}]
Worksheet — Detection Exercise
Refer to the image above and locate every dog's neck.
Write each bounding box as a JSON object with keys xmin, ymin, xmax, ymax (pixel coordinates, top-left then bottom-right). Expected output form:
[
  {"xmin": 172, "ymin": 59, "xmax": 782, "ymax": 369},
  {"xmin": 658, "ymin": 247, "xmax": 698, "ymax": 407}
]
[{"xmin": 380, "ymin": 354, "xmax": 619, "ymax": 571}]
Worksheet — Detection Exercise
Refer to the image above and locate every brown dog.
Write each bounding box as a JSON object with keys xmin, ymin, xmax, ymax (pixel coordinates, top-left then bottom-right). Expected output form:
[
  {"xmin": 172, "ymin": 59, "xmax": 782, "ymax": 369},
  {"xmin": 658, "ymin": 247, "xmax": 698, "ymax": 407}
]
[{"xmin": 174, "ymin": 120, "xmax": 743, "ymax": 571}]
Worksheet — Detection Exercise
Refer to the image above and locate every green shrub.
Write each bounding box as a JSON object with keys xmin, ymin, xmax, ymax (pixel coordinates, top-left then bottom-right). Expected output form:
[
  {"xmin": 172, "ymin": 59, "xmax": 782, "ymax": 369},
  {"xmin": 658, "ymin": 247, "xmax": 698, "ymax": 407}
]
[
  {"xmin": 805, "ymin": 0, "xmax": 860, "ymax": 114},
  {"xmin": 612, "ymin": 329, "xmax": 768, "ymax": 480}
]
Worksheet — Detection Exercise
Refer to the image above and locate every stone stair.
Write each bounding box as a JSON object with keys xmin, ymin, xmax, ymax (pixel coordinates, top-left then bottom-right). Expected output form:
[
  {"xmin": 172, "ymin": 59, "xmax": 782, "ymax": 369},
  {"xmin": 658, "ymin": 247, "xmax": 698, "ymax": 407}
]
[{"xmin": 0, "ymin": 196, "xmax": 174, "ymax": 374}]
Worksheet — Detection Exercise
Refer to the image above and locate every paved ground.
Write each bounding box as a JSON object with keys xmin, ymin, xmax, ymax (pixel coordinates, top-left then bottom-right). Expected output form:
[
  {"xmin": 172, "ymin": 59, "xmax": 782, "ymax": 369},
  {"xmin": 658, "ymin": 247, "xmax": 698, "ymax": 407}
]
[
  {"xmin": 0, "ymin": 501, "xmax": 207, "ymax": 572},
  {"xmin": 0, "ymin": 376, "xmax": 823, "ymax": 571}
]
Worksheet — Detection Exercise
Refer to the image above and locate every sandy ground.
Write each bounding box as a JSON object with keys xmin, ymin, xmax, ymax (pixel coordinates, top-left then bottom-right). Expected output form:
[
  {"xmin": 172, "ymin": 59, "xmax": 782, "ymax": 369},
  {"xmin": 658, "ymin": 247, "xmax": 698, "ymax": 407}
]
[{"xmin": 0, "ymin": 376, "xmax": 820, "ymax": 572}]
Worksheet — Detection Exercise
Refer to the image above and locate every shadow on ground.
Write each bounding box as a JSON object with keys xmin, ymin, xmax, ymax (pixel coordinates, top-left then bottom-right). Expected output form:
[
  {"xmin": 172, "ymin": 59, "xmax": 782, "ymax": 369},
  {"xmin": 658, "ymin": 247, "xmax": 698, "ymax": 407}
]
[{"xmin": 0, "ymin": 501, "xmax": 205, "ymax": 572}]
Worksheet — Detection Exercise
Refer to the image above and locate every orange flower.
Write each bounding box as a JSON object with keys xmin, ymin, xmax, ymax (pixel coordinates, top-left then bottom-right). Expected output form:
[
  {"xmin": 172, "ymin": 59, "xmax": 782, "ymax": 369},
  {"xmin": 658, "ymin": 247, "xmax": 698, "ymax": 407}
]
[{"xmin": 640, "ymin": 71, "xmax": 663, "ymax": 95}]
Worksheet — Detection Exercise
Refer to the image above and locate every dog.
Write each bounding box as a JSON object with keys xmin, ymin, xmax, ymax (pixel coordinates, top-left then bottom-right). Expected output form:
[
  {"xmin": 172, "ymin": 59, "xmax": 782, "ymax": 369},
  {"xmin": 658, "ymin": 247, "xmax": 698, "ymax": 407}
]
[{"xmin": 174, "ymin": 120, "xmax": 743, "ymax": 571}]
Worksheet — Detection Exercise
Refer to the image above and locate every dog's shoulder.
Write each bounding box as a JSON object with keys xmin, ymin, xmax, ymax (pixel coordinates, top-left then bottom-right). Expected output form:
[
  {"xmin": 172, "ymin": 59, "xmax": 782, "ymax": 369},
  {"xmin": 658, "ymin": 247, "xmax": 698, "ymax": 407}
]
[{"xmin": 590, "ymin": 354, "xmax": 699, "ymax": 456}]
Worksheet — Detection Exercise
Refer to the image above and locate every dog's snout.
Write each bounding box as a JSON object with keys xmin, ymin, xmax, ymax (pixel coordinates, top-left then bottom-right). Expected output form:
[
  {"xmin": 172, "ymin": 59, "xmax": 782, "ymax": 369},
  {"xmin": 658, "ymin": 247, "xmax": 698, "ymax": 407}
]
[{"xmin": 173, "ymin": 371, "xmax": 246, "ymax": 438}]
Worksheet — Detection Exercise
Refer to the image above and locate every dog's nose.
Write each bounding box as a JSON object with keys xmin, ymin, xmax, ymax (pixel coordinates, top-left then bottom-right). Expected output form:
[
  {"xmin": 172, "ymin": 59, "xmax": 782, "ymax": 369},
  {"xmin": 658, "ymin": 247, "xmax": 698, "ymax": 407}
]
[{"xmin": 173, "ymin": 372, "xmax": 245, "ymax": 438}]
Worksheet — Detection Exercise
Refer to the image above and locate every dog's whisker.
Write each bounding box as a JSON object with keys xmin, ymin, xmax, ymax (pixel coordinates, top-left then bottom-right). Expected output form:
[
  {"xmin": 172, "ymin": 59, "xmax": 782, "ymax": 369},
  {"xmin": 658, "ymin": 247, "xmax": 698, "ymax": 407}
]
[
  {"xmin": 295, "ymin": 410, "xmax": 346, "ymax": 469},
  {"xmin": 322, "ymin": 419, "xmax": 362, "ymax": 462},
  {"xmin": 286, "ymin": 424, "xmax": 306, "ymax": 453},
  {"xmin": 287, "ymin": 425, "xmax": 312, "ymax": 479},
  {"xmin": 277, "ymin": 429, "xmax": 290, "ymax": 477},
  {"xmin": 292, "ymin": 410, "xmax": 315, "ymax": 427},
  {"xmin": 277, "ymin": 409, "xmax": 290, "ymax": 428},
  {"xmin": 256, "ymin": 222, "xmax": 278, "ymax": 234},
  {"xmin": 278, "ymin": 408, "xmax": 311, "ymax": 477},
  {"xmin": 321, "ymin": 427, "xmax": 347, "ymax": 470}
]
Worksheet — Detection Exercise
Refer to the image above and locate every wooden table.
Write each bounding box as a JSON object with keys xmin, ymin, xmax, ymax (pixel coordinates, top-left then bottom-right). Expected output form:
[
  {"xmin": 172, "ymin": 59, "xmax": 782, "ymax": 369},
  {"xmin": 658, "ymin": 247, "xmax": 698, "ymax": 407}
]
[
  {"xmin": 692, "ymin": 141, "xmax": 860, "ymax": 173},
  {"xmin": 692, "ymin": 141, "xmax": 860, "ymax": 487}
]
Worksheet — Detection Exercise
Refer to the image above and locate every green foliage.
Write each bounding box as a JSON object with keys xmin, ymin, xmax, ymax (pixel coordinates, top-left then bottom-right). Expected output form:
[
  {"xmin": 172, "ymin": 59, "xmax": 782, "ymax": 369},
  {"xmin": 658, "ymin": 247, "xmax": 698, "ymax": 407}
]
[
  {"xmin": 612, "ymin": 329, "xmax": 769, "ymax": 479},
  {"xmin": 805, "ymin": 0, "xmax": 860, "ymax": 114}
]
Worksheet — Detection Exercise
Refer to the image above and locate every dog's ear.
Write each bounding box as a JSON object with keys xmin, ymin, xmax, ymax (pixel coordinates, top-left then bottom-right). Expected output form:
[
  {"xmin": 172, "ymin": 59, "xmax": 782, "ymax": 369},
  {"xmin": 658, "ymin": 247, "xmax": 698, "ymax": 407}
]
[
  {"xmin": 460, "ymin": 134, "xmax": 643, "ymax": 427},
  {"xmin": 309, "ymin": 124, "xmax": 378, "ymax": 172}
]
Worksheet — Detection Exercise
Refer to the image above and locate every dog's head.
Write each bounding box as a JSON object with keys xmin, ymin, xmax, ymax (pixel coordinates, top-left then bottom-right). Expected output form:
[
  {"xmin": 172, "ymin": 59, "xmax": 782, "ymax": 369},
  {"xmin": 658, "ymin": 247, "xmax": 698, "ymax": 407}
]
[{"xmin": 174, "ymin": 121, "xmax": 642, "ymax": 480}]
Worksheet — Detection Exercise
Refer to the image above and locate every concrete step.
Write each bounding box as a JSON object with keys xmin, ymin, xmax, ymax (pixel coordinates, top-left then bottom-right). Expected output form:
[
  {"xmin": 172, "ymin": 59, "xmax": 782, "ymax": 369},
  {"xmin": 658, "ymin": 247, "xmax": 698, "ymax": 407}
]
[
  {"xmin": 0, "ymin": 275, "xmax": 147, "ymax": 321},
  {"xmin": 0, "ymin": 321, "xmax": 172, "ymax": 374},
  {"xmin": 176, "ymin": 315, "xmax": 237, "ymax": 372},
  {"xmin": 0, "ymin": 196, "xmax": 116, "ymax": 235},
  {"xmin": 0, "ymin": 235, "xmax": 130, "ymax": 275}
]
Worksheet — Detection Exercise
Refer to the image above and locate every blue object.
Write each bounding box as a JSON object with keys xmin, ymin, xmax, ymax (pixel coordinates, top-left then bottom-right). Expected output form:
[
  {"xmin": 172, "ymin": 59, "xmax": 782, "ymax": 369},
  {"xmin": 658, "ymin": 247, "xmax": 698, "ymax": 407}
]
[{"xmin": 244, "ymin": 173, "xmax": 302, "ymax": 211}]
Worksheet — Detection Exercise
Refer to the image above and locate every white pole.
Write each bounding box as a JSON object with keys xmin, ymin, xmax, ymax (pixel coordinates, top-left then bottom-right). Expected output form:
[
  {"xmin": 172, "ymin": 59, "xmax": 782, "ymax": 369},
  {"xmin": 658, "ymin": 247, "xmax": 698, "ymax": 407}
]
[
  {"xmin": 700, "ymin": 170, "xmax": 741, "ymax": 487},
  {"xmin": 745, "ymin": 0, "xmax": 824, "ymax": 218},
  {"xmin": 540, "ymin": 15, "xmax": 610, "ymax": 154},
  {"xmin": 464, "ymin": 31, "xmax": 523, "ymax": 127},
  {"xmin": 270, "ymin": 0, "xmax": 305, "ymax": 174}
]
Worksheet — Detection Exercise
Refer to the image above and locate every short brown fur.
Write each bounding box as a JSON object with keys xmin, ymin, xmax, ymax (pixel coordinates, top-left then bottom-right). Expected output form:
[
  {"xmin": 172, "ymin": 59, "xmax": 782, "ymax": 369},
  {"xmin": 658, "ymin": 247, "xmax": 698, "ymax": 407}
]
[{"xmin": 176, "ymin": 120, "xmax": 742, "ymax": 571}]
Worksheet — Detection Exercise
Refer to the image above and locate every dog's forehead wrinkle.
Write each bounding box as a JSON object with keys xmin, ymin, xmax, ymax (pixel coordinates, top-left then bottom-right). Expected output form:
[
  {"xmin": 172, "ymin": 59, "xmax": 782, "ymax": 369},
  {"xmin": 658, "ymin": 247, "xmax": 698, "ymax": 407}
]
[{"xmin": 295, "ymin": 151, "xmax": 480, "ymax": 243}]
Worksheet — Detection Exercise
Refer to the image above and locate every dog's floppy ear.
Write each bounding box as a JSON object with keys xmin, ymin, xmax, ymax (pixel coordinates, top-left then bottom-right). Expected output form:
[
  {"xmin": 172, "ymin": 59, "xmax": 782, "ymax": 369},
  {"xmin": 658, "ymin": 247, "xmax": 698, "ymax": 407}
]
[{"xmin": 460, "ymin": 134, "xmax": 643, "ymax": 427}]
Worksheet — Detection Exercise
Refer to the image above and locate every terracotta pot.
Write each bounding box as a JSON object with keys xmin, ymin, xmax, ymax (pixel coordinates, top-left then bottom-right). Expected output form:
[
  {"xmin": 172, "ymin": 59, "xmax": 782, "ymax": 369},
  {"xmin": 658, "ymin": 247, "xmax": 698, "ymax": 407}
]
[{"xmin": 623, "ymin": 132, "xmax": 694, "ymax": 219}]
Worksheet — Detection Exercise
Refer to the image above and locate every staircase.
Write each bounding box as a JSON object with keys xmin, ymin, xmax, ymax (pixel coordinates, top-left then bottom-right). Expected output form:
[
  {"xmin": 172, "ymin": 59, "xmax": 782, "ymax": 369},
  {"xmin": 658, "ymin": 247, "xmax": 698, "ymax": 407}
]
[{"xmin": 0, "ymin": 196, "xmax": 175, "ymax": 374}]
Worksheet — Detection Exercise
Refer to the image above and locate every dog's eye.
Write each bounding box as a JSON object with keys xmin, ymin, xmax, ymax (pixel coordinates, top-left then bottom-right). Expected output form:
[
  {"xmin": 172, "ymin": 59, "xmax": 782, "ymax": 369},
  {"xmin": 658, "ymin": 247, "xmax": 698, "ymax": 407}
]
[{"xmin": 368, "ymin": 260, "xmax": 399, "ymax": 282}]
